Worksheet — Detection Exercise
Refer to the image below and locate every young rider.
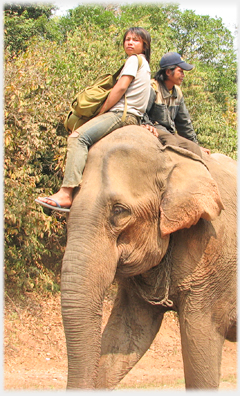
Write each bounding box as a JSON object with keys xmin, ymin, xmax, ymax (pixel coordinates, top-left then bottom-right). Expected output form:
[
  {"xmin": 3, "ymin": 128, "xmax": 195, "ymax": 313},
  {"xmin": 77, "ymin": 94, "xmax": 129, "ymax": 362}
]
[{"xmin": 36, "ymin": 27, "xmax": 151, "ymax": 213}]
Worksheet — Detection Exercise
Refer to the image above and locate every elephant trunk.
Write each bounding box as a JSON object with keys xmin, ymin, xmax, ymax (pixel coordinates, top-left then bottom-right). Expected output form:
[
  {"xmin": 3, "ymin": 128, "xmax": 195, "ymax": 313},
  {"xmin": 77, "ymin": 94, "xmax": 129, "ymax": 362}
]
[{"xmin": 61, "ymin": 213, "xmax": 118, "ymax": 389}]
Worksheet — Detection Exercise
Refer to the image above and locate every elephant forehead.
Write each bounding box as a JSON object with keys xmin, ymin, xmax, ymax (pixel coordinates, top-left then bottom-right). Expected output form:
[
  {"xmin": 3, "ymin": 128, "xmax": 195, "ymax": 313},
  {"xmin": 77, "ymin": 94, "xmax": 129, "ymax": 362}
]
[
  {"xmin": 92, "ymin": 125, "xmax": 162, "ymax": 156},
  {"xmin": 85, "ymin": 126, "xmax": 172, "ymax": 197},
  {"xmin": 101, "ymin": 143, "xmax": 159, "ymax": 193},
  {"xmin": 92, "ymin": 126, "xmax": 164, "ymax": 164}
]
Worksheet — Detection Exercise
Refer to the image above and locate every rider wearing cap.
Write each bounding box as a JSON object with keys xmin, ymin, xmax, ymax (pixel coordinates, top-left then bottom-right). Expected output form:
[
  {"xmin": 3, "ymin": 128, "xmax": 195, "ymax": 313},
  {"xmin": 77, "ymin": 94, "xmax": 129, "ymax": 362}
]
[{"xmin": 142, "ymin": 52, "xmax": 210, "ymax": 156}]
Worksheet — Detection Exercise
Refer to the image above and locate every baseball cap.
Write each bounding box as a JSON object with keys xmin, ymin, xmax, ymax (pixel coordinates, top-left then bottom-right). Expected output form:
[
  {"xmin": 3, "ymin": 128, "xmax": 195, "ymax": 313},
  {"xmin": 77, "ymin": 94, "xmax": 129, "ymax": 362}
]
[{"xmin": 160, "ymin": 52, "xmax": 194, "ymax": 71}]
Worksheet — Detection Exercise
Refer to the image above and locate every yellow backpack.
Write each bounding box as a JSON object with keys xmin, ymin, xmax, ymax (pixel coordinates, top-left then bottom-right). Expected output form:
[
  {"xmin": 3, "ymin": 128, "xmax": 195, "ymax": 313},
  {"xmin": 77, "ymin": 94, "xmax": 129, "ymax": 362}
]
[{"xmin": 64, "ymin": 55, "xmax": 142, "ymax": 132}]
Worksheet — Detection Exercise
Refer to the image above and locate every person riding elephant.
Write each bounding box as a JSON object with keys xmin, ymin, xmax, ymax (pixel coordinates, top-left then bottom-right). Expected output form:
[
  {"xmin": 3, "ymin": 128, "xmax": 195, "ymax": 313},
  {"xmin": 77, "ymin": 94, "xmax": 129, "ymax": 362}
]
[
  {"xmin": 35, "ymin": 27, "xmax": 152, "ymax": 213},
  {"xmin": 142, "ymin": 52, "xmax": 210, "ymax": 157}
]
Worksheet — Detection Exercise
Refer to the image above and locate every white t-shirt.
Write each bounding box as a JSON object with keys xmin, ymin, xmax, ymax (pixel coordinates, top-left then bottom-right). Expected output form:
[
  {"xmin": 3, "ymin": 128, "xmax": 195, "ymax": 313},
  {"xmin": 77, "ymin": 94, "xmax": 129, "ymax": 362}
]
[{"xmin": 110, "ymin": 54, "xmax": 151, "ymax": 118}]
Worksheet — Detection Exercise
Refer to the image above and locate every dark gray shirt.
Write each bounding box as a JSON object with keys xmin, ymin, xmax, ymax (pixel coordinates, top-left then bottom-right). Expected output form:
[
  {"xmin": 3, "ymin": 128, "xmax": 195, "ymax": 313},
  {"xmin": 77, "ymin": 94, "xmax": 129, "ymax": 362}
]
[{"xmin": 142, "ymin": 79, "xmax": 198, "ymax": 143}]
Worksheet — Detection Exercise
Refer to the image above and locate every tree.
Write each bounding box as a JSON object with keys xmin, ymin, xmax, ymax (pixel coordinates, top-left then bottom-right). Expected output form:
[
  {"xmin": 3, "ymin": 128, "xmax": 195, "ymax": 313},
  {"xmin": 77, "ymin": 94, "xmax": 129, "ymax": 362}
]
[
  {"xmin": 4, "ymin": 3, "xmax": 57, "ymax": 54},
  {"xmin": 4, "ymin": 3, "xmax": 55, "ymax": 18}
]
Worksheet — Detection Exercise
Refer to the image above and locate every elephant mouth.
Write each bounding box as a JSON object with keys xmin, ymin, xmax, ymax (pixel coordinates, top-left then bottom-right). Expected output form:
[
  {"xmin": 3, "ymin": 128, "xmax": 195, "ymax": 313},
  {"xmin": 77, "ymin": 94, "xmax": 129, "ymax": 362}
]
[
  {"xmin": 126, "ymin": 237, "xmax": 174, "ymax": 307},
  {"xmin": 116, "ymin": 243, "xmax": 167, "ymax": 278}
]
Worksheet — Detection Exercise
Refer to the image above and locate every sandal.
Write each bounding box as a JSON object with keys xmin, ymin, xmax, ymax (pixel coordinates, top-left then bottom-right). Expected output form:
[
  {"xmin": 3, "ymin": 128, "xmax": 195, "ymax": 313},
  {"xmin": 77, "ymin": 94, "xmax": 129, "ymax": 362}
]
[{"xmin": 35, "ymin": 198, "xmax": 70, "ymax": 213}]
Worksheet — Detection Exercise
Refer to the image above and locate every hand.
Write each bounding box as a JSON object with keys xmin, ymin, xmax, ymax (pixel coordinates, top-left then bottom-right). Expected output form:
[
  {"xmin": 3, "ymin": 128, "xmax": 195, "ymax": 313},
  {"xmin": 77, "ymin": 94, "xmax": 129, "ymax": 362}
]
[
  {"xmin": 142, "ymin": 124, "xmax": 159, "ymax": 137},
  {"xmin": 200, "ymin": 147, "xmax": 211, "ymax": 155}
]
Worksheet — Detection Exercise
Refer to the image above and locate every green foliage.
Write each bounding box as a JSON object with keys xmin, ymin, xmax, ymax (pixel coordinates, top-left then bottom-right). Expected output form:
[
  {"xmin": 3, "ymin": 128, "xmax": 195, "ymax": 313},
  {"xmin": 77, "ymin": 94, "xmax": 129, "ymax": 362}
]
[
  {"xmin": 4, "ymin": 3, "xmax": 58, "ymax": 54},
  {"xmin": 169, "ymin": 10, "xmax": 235, "ymax": 64},
  {"xmin": 4, "ymin": 3, "xmax": 56, "ymax": 19},
  {"xmin": 4, "ymin": 42, "xmax": 68, "ymax": 294},
  {"xmin": 4, "ymin": 4, "xmax": 237, "ymax": 295},
  {"xmin": 182, "ymin": 61, "xmax": 237, "ymax": 156},
  {"xmin": 67, "ymin": 4, "xmax": 118, "ymax": 30}
]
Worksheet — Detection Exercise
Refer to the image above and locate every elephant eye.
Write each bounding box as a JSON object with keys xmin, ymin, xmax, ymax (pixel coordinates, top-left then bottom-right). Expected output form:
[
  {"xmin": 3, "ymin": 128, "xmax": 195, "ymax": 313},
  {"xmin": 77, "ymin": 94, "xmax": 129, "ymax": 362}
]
[
  {"xmin": 113, "ymin": 205, "xmax": 125, "ymax": 215},
  {"xmin": 110, "ymin": 204, "xmax": 131, "ymax": 227}
]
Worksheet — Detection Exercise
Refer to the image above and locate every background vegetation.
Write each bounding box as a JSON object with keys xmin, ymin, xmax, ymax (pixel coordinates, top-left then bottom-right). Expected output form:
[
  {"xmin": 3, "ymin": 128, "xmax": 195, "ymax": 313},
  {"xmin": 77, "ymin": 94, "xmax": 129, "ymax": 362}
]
[{"xmin": 4, "ymin": 2, "xmax": 237, "ymax": 296}]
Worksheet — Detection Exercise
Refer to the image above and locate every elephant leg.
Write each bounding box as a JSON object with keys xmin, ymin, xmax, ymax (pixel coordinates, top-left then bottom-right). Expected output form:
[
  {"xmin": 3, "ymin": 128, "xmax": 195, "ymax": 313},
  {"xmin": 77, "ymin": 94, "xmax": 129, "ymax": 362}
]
[
  {"xmin": 96, "ymin": 283, "xmax": 164, "ymax": 389},
  {"xmin": 179, "ymin": 307, "xmax": 225, "ymax": 389}
]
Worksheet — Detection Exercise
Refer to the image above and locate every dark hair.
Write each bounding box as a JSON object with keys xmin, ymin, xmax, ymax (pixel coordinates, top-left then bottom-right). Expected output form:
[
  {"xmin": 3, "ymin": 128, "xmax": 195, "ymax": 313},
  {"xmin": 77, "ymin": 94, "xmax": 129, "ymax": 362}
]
[
  {"xmin": 123, "ymin": 27, "xmax": 151, "ymax": 63},
  {"xmin": 154, "ymin": 65, "xmax": 177, "ymax": 82}
]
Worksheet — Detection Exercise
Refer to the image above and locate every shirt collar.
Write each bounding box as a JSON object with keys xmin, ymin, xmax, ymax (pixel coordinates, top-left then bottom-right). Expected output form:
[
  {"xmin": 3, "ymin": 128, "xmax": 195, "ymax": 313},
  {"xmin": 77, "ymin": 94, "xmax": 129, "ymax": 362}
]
[{"xmin": 160, "ymin": 82, "xmax": 178, "ymax": 99}]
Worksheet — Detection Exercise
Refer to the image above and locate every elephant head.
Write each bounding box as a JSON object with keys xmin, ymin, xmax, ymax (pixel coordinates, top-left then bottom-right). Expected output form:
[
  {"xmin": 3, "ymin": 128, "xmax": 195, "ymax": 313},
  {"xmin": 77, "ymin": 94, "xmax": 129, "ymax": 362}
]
[{"xmin": 61, "ymin": 126, "xmax": 224, "ymax": 388}]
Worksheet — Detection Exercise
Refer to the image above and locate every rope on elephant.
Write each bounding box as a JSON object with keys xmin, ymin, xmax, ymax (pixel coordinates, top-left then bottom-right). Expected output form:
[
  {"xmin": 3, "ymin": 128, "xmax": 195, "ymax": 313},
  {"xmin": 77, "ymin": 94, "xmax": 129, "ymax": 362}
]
[{"xmin": 130, "ymin": 237, "xmax": 174, "ymax": 308}]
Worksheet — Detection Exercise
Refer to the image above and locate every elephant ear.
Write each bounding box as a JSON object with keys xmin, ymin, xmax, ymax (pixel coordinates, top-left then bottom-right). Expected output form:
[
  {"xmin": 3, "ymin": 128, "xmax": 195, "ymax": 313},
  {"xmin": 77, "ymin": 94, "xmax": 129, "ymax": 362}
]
[{"xmin": 159, "ymin": 148, "xmax": 224, "ymax": 237}]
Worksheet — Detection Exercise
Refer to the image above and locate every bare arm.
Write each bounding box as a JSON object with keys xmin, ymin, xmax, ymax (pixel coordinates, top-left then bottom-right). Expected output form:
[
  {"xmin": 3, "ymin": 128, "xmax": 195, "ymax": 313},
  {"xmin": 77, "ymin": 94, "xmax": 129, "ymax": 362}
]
[{"xmin": 98, "ymin": 75, "xmax": 134, "ymax": 115}]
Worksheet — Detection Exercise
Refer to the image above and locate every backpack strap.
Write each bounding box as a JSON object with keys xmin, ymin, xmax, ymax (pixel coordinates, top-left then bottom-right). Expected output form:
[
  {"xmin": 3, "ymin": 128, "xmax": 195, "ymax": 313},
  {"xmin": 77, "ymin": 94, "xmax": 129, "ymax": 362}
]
[
  {"xmin": 136, "ymin": 54, "xmax": 143, "ymax": 68},
  {"xmin": 121, "ymin": 54, "xmax": 143, "ymax": 122},
  {"xmin": 113, "ymin": 64, "xmax": 125, "ymax": 80}
]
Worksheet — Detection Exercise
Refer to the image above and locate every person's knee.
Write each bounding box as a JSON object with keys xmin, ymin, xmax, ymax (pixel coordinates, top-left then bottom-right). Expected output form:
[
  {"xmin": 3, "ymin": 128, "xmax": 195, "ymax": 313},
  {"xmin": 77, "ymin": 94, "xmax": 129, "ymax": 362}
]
[
  {"xmin": 177, "ymin": 139, "xmax": 203, "ymax": 158},
  {"xmin": 157, "ymin": 129, "xmax": 176, "ymax": 146}
]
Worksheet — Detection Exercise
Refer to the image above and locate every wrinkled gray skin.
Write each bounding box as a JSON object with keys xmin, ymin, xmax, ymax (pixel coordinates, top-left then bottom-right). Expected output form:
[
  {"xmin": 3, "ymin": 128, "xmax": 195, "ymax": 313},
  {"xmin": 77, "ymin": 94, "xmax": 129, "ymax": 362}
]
[{"xmin": 61, "ymin": 126, "xmax": 237, "ymax": 390}]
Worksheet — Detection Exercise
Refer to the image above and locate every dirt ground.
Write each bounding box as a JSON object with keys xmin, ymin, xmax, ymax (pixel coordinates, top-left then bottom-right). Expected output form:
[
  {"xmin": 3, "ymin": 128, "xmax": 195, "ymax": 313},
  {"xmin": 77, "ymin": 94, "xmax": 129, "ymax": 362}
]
[{"xmin": 4, "ymin": 290, "xmax": 237, "ymax": 391}]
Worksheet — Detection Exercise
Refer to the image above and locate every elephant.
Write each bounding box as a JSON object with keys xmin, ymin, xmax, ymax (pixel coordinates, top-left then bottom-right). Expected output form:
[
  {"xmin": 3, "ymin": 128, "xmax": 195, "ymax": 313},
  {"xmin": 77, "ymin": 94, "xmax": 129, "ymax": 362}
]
[{"xmin": 60, "ymin": 125, "xmax": 237, "ymax": 390}]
